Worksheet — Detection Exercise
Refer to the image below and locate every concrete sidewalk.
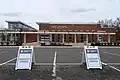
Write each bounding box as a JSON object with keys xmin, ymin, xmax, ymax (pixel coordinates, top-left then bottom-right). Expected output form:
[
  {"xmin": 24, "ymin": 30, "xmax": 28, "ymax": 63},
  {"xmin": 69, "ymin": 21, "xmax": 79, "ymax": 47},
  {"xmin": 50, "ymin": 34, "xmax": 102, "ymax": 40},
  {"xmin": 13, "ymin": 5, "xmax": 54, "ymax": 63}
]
[
  {"xmin": 22, "ymin": 42, "xmax": 40, "ymax": 46},
  {"xmin": 0, "ymin": 42, "xmax": 120, "ymax": 48},
  {"xmin": 22, "ymin": 42, "xmax": 90, "ymax": 46}
]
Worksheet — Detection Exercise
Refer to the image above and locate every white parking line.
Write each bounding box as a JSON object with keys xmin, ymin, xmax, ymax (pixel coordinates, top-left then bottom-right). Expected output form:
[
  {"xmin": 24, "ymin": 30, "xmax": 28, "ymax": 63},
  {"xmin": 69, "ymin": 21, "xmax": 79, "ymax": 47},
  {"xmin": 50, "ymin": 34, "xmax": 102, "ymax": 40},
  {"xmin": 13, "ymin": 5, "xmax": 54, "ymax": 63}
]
[
  {"xmin": 102, "ymin": 62, "xmax": 120, "ymax": 72},
  {"xmin": 52, "ymin": 52, "xmax": 57, "ymax": 77},
  {"xmin": 104, "ymin": 52, "xmax": 120, "ymax": 57},
  {"xmin": 4, "ymin": 63, "xmax": 15, "ymax": 65},
  {"xmin": 53, "ymin": 52, "xmax": 57, "ymax": 66},
  {"xmin": 0, "ymin": 57, "xmax": 17, "ymax": 66},
  {"xmin": 0, "ymin": 51, "xmax": 8, "ymax": 54},
  {"xmin": 106, "ymin": 63, "xmax": 120, "ymax": 65}
]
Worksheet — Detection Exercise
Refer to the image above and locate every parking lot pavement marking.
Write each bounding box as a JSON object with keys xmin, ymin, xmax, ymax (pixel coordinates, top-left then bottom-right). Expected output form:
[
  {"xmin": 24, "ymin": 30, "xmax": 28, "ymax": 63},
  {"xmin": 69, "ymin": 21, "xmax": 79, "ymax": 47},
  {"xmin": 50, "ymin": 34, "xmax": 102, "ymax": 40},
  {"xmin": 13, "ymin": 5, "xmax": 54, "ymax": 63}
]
[
  {"xmin": 0, "ymin": 57, "xmax": 16, "ymax": 66},
  {"xmin": 4, "ymin": 63, "xmax": 15, "ymax": 65},
  {"xmin": 104, "ymin": 52, "xmax": 120, "ymax": 57},
  {"xmin": 102, "ymin": 62, "xmax": 120, "ymax": 72},
  {"xmin": 53, "ymin": 52, "xmax": 57, "ymax": 66},
  {"xmin": 52, "ymin": 52, "xmax": 57, "ymax": 77},
  {"xmin": 106, "ymin": 63, "xmax": 120, "ymax": 65},
  {"xmin": 80, "ymin": 51, "xmax": 84, "ymax": 63},
  {"xmin": 0, "ymin": 51, "xmax": 8, "ymax": 54},
  {"xmin": 109, "ymin": 66, "xmax": 120, "ymax": 72}
]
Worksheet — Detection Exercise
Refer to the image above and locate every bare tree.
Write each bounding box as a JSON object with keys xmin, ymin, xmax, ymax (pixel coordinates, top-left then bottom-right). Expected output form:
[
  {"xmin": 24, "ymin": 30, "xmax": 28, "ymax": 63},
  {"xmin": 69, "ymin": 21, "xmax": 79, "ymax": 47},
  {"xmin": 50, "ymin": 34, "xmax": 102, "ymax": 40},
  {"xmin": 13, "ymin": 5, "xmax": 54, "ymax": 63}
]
[{"xmin": 97, "ymin": 17, "xmax": 120, "ymax": 28}]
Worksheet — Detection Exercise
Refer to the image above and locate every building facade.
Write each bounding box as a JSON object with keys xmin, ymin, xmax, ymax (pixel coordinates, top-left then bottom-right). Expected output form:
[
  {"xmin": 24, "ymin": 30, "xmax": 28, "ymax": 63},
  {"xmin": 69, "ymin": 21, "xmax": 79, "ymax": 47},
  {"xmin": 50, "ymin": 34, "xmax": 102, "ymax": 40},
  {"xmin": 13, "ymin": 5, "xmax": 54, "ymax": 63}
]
[
  {"xmin": 37, "ymin": 22, "xmax": 116, "ymax": 44},
  {"xmin": 5, "ymin": 21, "xmax": 37, "ymax": 43},
  {"xmin": 0, "ymin": 21, "xmax": 116, "ymax": 44}
]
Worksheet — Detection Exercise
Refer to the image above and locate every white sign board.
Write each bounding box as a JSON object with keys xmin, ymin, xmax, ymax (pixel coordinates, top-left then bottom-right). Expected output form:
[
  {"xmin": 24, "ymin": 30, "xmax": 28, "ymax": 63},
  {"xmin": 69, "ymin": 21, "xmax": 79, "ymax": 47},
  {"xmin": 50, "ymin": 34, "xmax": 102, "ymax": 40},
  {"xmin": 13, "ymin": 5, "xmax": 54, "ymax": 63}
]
[
  {"xmin": 15, "ymin": 46, "xmax": 33, "ymax": 70},
  {"xmin": 84, "ymin": 46, "xmax": 102, "ymax": 69}
]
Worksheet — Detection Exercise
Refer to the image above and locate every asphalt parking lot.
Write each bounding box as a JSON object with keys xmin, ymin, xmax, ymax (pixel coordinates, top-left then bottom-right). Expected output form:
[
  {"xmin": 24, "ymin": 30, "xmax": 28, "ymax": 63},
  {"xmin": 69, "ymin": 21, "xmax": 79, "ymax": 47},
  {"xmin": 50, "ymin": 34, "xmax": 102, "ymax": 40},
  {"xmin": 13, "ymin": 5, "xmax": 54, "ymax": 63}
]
[
  {"xmin": 0, "ymin": 47, "xmax": 120, "ymax": 64},
  {"xmin": 0, "ymin": 46, "xmax": 120, "ymax": 80}
]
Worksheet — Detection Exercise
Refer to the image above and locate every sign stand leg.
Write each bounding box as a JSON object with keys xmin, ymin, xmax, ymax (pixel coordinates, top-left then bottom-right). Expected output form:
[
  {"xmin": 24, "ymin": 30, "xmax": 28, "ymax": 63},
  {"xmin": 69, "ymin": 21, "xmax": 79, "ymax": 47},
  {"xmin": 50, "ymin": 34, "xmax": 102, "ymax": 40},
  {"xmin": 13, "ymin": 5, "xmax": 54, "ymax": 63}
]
[
  {"xmin": 32, "ymin": 52, "xmax": 36, "ymax": 65},
  {"xmin": 81, "ymin": 49, "xmax": 86, "ymax": 65}
]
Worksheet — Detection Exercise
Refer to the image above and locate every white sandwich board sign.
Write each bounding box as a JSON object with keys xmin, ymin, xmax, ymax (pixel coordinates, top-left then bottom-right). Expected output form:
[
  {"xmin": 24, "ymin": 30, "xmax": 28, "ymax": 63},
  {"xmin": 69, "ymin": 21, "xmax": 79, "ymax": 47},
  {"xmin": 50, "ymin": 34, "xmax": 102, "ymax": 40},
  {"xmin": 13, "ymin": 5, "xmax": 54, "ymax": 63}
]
[
  {"xmin": 15, "ymin": 46, "xmax": 34, "ymax": 70},
  {"xmin": 84, "ymin": 46, "xmax": 102, "ymax": 69}
]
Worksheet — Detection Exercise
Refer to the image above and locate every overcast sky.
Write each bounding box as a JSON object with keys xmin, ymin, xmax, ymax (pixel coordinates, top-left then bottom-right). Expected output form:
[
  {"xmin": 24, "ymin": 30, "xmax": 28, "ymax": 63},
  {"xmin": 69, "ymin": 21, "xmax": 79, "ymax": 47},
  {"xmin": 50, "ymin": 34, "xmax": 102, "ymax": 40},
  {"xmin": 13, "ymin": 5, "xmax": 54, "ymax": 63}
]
[{"xmin": 0, "ymin": 0, "xmax": 120, "ymax": 29}]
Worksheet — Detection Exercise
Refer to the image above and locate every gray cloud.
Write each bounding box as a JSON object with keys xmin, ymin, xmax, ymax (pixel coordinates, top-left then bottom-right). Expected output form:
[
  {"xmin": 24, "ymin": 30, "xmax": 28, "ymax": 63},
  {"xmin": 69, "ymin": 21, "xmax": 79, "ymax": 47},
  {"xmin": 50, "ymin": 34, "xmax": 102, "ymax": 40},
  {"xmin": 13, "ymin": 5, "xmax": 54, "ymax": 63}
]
[
  {"xmin": 70, "ymin": 8, "xmax": 96, "ymax": 12},
  {"xmin": 0, "ymin": 12, "xmax": 22, "ymax": 17}
]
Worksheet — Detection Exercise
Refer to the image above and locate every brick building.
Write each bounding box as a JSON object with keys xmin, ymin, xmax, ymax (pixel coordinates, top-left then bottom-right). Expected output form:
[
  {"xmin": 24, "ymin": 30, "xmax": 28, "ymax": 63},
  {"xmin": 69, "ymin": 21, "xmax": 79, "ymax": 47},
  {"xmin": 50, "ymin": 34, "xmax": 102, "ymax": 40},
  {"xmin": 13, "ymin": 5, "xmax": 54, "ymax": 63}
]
[
  {"xmin": 1, "ymin": 21, "xmax": 116, "ymax": 44},
  {"xmin": 37, "ymin": 22, "xmax": 116, "ymax": 44}
]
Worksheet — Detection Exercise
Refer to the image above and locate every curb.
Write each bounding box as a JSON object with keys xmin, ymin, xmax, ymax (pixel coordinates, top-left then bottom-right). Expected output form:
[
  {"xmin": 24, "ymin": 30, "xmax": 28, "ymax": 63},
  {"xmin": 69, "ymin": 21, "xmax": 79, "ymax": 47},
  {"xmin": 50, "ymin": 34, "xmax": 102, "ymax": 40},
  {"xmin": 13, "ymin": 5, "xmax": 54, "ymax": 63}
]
[
  {"xmin": 0, "ymin": 46, "xmax": 120, "ymax": 48},
  {"xmin": 98, "ymin": 46, "xmax": 120, "ymax": 48},
  {"xmin": 0, "ymin": 46, "xmax": 19, "ymax": 48}
]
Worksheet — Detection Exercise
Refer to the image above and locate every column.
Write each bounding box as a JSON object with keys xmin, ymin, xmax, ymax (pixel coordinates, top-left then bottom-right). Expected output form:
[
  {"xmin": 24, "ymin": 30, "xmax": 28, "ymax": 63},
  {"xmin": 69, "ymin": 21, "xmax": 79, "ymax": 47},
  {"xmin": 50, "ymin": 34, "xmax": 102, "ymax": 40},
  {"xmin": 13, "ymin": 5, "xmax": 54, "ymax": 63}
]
[
  {"xmin": 0, "ymin": 34, "xmax": 1, "ymax": 42},
  {"xmin": 86, "ymin": 34, "xmax": 88, "ymax": 44},
  {"xmin": 74, "ymin": 34, "xmax": 77, "ymax": 43},
  {"xmin": 10, "ymin": 33, "xmax": 13, "ymax": 41},
  {"xmin": 5, "ymin": 34, "xmax": 7, "ymax": 42},
  {"xmin": 108, "ymin": 34, "xmax": 110, "ymax": 43},
  {"xmin": 15, "ymin": 33, "xmax": 16, "ymax": 41},
  {"xmin": 37, "ymin": 33, "xmax": 39, "ymax": 42},
  {"xmin": 62, "ymin": 34, "xmax": 64, "ymax": 43},
  {"xmin": 49, "ymin": 34, "xmax": 52, "ymax": 42},
  {"xmin": 24, "ymin": 33, "xmax": 26, "ymax": 43}
]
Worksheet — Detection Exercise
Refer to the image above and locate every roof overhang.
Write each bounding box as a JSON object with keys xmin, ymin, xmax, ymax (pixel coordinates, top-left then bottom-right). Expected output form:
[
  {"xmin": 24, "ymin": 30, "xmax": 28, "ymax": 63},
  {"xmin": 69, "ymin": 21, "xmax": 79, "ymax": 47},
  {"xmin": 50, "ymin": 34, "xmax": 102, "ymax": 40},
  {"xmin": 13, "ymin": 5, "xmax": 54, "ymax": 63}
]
[
  {"xmin": 0, "ymin": 31, "xmax": 115, "ymax": 35},
  {"xmin": 36, "ymin": 22, "xmax": 100, "ymax": 25}
]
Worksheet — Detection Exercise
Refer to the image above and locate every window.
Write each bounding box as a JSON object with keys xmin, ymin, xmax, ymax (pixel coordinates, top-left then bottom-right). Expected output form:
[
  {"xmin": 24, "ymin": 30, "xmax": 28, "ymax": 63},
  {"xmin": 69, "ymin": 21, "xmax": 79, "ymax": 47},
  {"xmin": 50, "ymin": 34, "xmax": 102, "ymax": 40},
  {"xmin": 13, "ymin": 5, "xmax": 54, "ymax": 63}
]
[
  {"xmin": 81, "ymin": 34, "xmax": 84, "ymax": 42},
  {"xmin": 57, "ymin": 34, "xmax": 61, "ymax": 42},
  {"xmin": 97, "ymin": 34, "xmax": 103, "ymax": 42},
  {"xmin": 64, "ymin": 34, "xmax": 66, "ymax": 41},
  {"xmin": 19, "ymin": 24, "xmax": 24, "ymax": 29},
  {"xmin": 9, "ymin": 24, "xmax": 13, "ymax": 29},
  {"xmin": 69, "ymin": 34, "xmax": 72, "ymax": 42},
  {"xmin": 58, "ymin": 34, "xmax": 60, "ymax": 36},
  {"xmin": 52, "ymin": 34, "xmax": 54, "ymax": 42},
  {"xmin": 58, "ymin": 34, "xmax": 60, "ymax": 40},
  {"xmin": 92, "ymin": 34, "xmax": 94, "ymax": 42},
  {"xmin": 69, "ymin": 36, "xmax": 72, "ymax": 39}
]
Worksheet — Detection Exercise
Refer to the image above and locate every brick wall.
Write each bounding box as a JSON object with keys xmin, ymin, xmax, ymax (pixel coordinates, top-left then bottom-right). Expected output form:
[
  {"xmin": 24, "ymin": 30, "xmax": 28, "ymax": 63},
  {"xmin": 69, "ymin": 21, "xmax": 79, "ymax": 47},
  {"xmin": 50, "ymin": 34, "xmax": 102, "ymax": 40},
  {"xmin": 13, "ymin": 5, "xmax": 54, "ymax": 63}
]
[
  {"xmin": 26, "ymin": 34, "xmax": 37, "ymax": 43},
  {"xmin": 39, "ymin": 23, "xmax": 116, "ymax": 43}
]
